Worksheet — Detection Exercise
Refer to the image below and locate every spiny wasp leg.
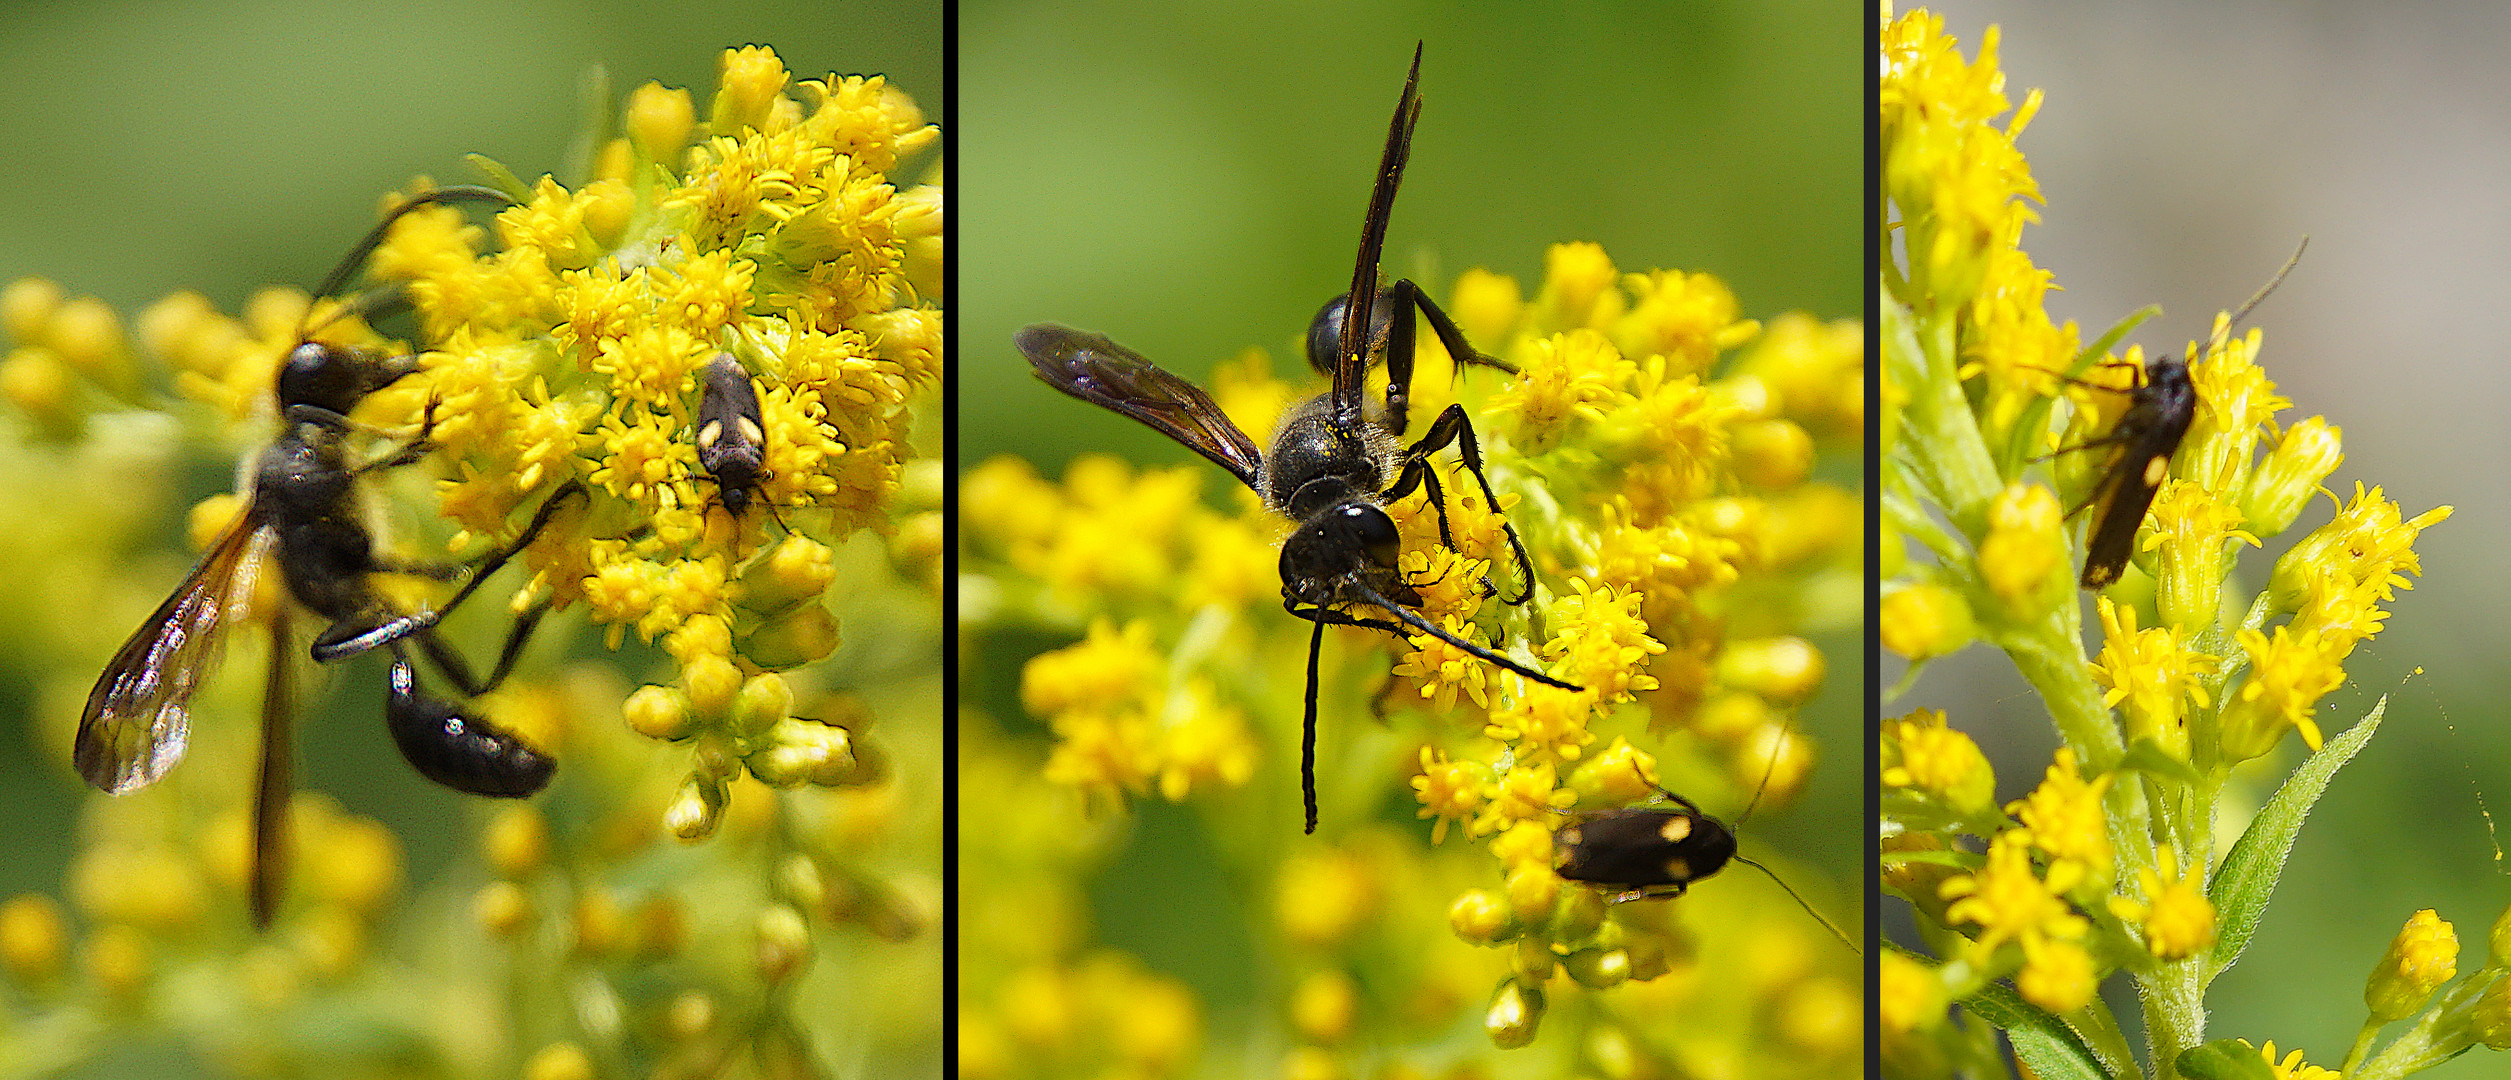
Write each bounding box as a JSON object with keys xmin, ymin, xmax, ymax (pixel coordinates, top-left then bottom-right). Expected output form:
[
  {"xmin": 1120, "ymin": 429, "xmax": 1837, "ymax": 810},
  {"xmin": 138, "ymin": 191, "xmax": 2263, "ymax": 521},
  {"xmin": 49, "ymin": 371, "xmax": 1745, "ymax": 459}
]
[
  {"xmin": 1384, "ymin": 404, "xmax": 1536, "ymax": 605},
  {"xmin": 1305, "ymin": 279, "xmax": 1517, "ymax": 436},
  {"xmin": 308, "ymin": 480, "xmax": 586, "ymax": 663}
]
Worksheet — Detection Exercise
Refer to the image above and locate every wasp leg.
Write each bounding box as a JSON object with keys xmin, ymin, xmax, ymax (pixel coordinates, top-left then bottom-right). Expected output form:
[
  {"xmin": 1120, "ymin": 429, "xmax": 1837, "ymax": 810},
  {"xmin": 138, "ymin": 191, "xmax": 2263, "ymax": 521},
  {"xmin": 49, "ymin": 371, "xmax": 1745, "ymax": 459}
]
[
  {"xmin": 308, "ymin": 480, "xmax": 584, "ymax": 663},
  {"xmin": 1389, "ymin": 404, "xmax": 1535, "ymax": 605},
  {"xmin": 251, "ymin": 603, "xmax": 294, "ymax": 930},
  {"xmin": 1402, "ymin": 284, "xmax": 1515, "ymax": 375}
]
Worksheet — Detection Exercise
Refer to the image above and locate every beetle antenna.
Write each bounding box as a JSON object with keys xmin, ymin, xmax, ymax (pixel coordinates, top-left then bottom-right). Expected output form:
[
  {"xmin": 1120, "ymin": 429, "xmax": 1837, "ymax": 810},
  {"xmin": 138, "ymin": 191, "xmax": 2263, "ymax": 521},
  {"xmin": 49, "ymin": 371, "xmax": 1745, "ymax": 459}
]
[
  {"xmin": 1732, "ymin": 854, "xmax": 1858, "ymax": 954},
  {"xmin": 2223, "ymin": 235, "xmax": 2307, "ymax": 336}
]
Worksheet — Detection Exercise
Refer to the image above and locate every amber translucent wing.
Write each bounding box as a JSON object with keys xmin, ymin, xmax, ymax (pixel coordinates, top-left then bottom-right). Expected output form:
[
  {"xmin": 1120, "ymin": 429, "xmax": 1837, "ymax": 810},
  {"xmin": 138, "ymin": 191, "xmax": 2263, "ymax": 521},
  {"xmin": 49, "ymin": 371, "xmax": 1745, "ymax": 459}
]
[
  {"xmin": 1018, "ymin": 324, "xmax": 1265, "ymax": 490},
  {"xmin": 1336, "ymin": 43, "xmax": 1424, "ymax": 425},
  {"xmin": 76, "ymin": 515, "xmax": 270, "ymax": 794}
]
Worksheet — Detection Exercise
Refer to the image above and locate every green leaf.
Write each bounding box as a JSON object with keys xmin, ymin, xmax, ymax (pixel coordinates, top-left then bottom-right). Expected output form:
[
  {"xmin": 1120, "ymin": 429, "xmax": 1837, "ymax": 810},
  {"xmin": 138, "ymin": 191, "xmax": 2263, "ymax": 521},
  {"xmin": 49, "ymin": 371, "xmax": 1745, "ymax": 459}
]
[
  {"xmin": 462, "ymin": 154, "xmax": 533, "ymax": 203},
  {"xmin": 563, "ymin": 62, "xmax": 614, "ymax": 189},
  {"xmin": 1965, "ymin": 981, "xmax": 2113, "ymax": 1080},
  {"xmin": 2116, "ymin": 738, "xmax": 2204, "ymax": 787},
  {"xmin": 1878, "ymin": 847, "xmax": 1981, "ymax": 871},
  {"xmin": 2175, "ymin": 1039, "xmax": 2276, "ymax": 1080},
  {"xmin": 2207, "ymin": 696, "xmax": 2385, "ymax": 982},
  {"xmin": 1995, "ymin": 303, "xmax": 2162, "ymax": 475}
]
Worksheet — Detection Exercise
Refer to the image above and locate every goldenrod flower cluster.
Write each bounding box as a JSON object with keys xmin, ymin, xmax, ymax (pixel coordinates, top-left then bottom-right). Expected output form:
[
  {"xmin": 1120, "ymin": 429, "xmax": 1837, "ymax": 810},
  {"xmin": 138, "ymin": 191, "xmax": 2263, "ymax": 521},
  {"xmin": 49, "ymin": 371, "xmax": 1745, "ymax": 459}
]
[
  {"xmin": 963, "ymin": 243, "xmax": 1860, "ymax": 1072},
  {"xmin": 0, "ymin": 46, "xmax": 939, "ymax": 1075},
  {"xmin": 1881, "ymin": 9, "xmax": 2473, "ymax": 1080}
]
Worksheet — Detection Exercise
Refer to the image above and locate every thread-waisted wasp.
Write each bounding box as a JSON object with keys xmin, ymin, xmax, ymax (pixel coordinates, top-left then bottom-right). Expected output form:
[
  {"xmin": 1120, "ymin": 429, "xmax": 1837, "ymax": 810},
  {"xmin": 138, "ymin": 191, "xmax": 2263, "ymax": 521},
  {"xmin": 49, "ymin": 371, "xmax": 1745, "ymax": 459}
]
[
  {"xmin": 77, "ymin": 186, "xmax": 584, "ymax": 926},
  {"xmin": 1020, "ymin": 44, "xmax": 1581, "ymax": 833}
]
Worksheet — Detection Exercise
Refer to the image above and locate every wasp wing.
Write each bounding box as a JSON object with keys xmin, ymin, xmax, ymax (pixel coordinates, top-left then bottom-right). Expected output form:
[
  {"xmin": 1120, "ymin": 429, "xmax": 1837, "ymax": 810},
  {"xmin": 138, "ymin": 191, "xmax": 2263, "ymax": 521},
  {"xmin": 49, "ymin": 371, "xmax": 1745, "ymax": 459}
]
[
  {"xmin": 1018, "ymin": 324, "xmax": 1265, "ymax": 491},
  {"xmin": 1335, "ymin": 42, "xmax": 1424, "ymax": 425},
  {"xmin": 2078, "ymin": 445, "xmax": 2167, "ymax": 589},
  {"xmin": 76, "ymin": 514, "xmax": 271, "ymax": 794}
]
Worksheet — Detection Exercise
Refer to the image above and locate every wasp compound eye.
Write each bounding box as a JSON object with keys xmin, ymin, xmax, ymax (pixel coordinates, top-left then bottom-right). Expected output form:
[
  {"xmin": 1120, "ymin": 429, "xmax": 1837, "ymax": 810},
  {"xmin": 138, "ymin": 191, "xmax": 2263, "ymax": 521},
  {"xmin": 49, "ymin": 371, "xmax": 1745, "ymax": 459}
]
[
  {"xmin": 1343, "ymin": 504, "xmax": 1401, "ymax": 568},
  {"xmin": 386, "ymin": 661, "xmax": 555, "ymax": 798}
]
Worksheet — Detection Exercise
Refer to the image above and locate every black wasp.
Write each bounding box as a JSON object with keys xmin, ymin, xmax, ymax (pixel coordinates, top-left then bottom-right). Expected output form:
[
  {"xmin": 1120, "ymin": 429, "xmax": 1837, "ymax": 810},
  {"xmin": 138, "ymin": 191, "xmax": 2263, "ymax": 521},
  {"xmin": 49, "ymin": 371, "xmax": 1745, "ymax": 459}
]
[
  {"xmin": 2051, "ymin": 240, "xmax": 2305, "ymax": 589},
  {"xmin": 77, "ymin": 185, "xmax": 582, "ymax": 927},
  {"xmin": 1019, "ymin": 44, "xmax": 1581, "ymax": 834},
  {"xmin": 1555, "ymin": 786, "xmax": 1856, "ymax": 952}
]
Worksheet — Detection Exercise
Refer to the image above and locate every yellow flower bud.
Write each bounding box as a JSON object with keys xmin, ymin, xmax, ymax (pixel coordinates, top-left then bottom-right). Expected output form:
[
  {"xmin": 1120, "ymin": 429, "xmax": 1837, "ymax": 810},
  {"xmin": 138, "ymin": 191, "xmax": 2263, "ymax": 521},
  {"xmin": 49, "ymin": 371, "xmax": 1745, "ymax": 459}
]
[
  {"xmin": 2243, "ymin": 416, "xmax": 2342, "ymax": 537},
  {"xmin": 1448, "ymin": 889, "xmax": 1517, "ymax": 945},
  {"xmin": 0, "ymin": 895, "xmax": 67, "ymax": 986},
  {"xmin": 1484, "ymin": 977, "xmax": 1545, "ymax": 1049},
  {"xmin": 626, "ymin": 81, "xmax": 695, "ymax": 162},
  {"xmin": 710, "ymin": 46, "xmax": 787, "ymax": 135},
  {"xmin": 1564, "ymin": 947, "xmax": 1632, "ymax": 990},
  {"xmin": 1717, "ymin": 636, "xmax": 1824, "ymax": 704},
  {"xmin": 484, "ymin": 805, "xmax": 550, "ymax": 878},
  {"xmin": 2, "ymin": 278, "xmax": 61, "ymax": 344},
  {"xmin": 755, "ymin": 904, "xmax": 812, "ymax": 985},
  {"xmin": 1289, "ymin": 970, "xmax": 1356, "ymax": 1044},
  {"xmin": 1881, "ymin": 582, "xmax": 1976, "ymax": 661},
  {"xmin": 2367, "ymin": 909, "xmax": 2458, "ymax": 1022},
  {"xmin": 624, "ymin": 684, "xmax": 694, "ymax": 741}
]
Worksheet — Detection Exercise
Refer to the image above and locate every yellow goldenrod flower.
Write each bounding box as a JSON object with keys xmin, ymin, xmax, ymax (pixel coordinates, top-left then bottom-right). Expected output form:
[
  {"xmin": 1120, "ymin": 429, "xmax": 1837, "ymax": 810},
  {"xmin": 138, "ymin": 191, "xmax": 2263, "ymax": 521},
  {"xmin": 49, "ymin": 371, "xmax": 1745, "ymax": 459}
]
[
  {"xmin": 1881, "ymin": 581, "xmax": 1977, "ymax": 661},
  {"xmin": 2107, "ymin": 844, "xmax": 2216, "ymax": 961},
  {"xmin": 1941, "ymin": 831, "xmax": 2087, "ymax": 956},
  {"xmin": 2220, "ymin": 625, "xmax": 2346, "ymax": 761},
  {"xmin": 2257, "ymin": 1040, "xmax": 2344, "ymax": 1080},
  {"xmin": 2180, "ymin": 321, "xmax": 2288, "ymax": 497},
  {"xmin": 1882, "ymin": 707, "xmax": 1997, "ymax": 816},
  {"xmin": 1412, "ymin": 746, "xmax": 1488, "ymax": 844},
  {"xmin": 2146, "ymin": 479, "xmax": 2261, "ymax": 632},
  {"xmin": 2269, "ymin": 483, "xmax": 2452, "ymax": 615},
  {"xmin": 2244, "ymin": 415, "xmax": 2344, "ymax": 536},
  {"xmin": 2016, "ymin": 932, "xmax": 2098, "ymax": 1014},
  {"xmin": 2367, "ymin": 909, "xmax": 2459, "ymax": 1022},
  {"xmin": 2089, "ymin": 597, "xmax": 2215, "ymax": 759},
  {"xmin": 1880, "ymin": 12, "xmax": 2043, "ymax": 310},
  {"xmin": 2007, "ymin": 749, "xmax": 2115, "ymax": 895}
]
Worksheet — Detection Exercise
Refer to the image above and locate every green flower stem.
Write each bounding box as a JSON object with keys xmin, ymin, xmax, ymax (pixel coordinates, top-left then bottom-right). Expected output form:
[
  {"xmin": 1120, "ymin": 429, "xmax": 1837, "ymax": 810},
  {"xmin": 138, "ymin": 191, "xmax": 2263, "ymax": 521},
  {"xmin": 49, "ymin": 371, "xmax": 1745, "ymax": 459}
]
[
  {"xmin": 2342, "ymin": 1016, "xmax": 2384, "ymax": 1076},
  {"xmin": 1883, "ymin": 296, "xmax": 1999, "ymax": 537},
  {"xmin": 2071, "ymin": 991, "xmax": 2147, "ymax": 1080},
  {"xmin": 2142, "ymin": 955, "xmax": 2206, "ymax": 1080},
  {"xmin": 2353, "ymin": 979, "xmax": 2483, "ymax": 1080}
]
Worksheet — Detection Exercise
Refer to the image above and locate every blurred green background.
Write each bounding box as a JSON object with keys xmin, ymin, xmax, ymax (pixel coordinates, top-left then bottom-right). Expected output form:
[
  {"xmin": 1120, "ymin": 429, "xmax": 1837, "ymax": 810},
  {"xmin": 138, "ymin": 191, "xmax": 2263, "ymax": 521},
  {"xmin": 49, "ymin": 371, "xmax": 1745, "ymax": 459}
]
[
  {"xmin": 1900, "ymin": 4, "xmax": 2511, "ymax": 1076},
  {"xmin": 0, "ymin": 1, "xmax": 938, "ymax": 1073},
  {"xmin": 963, "ymin": 0, "xmax": 1863, "ymax": 1061}
]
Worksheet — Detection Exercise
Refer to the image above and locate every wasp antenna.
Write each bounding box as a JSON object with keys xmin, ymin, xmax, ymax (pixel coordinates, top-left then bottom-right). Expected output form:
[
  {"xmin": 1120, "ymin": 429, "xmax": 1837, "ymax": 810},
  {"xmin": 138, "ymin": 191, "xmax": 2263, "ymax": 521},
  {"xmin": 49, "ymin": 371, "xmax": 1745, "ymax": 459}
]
[
  {"xmin": 302, "ymin": 185, "xmax": 520, "ymax": 332},
  {"xmin": 2220, "ymin": 236, "xmax": 2309, "ymax": 342},
  {"xmin": 1347, "ymin": 580, "xmax": 1582, "ymax": 692},
  {"xmin": 1732, "ymin": 854, "xmax": 1858, "ymax": 954}
]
